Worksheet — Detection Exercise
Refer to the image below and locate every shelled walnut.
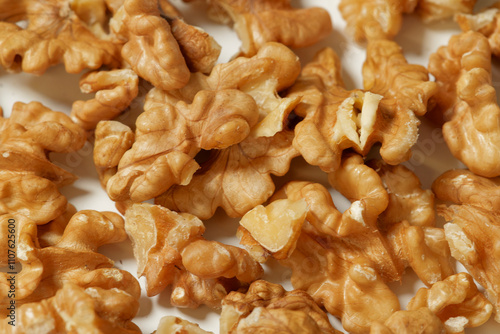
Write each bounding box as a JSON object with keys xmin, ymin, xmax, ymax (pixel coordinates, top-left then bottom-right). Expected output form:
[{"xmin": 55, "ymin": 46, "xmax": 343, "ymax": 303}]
[{"xmin": 125, "ymin": 203, "xmax": 263, "ymax": 308}]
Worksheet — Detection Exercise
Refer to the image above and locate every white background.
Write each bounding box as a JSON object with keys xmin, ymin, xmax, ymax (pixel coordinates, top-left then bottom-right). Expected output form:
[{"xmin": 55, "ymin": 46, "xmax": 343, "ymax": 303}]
[{"xmin": 1, "ymin": 0, "xmax": 500, "ymax": 333}]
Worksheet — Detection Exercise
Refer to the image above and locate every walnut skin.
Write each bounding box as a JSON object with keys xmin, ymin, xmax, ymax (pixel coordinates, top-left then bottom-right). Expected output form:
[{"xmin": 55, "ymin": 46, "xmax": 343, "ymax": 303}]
[
  {"xmin": 370, "ymin": 307, "xmax": 445, "ymax": 334},
  {"xmin": 200, "ymin": 0, "xmax": 332, "ymax": 57},
  {"xmin": 0, "ymin": 0, "xmax": 121, "ymax": 74},
  {"xmin": 0, "ymin": 102, "xmax": 86, "ymax": 187},
  {"xmin": 155, "ymin": 316, "xmax": 213, "ymax": 334},
  {"xmin": 220, "ymin": 280, "xmax": 339, "ymax": 334},
  {"xmin": 428, "ymin": 31, "xmax": 500, "ymax": 177},
  {"xmin": 125, "ymin": 203, "xmax": 263, "ymax": 308},
  {"xmin": 417, "ymin": 0, "xmax": 476, "ymax": 23},
  {"xmin": 408, "ymin": 273, "xmax": 493, "ymax": 333},
  {"xmin": 110, "ymin": 0, "xmax": 190, "ymax": 91},
  {"xmin": 71, "ymin": 69, "xmax": 139, "ymax": 130}
]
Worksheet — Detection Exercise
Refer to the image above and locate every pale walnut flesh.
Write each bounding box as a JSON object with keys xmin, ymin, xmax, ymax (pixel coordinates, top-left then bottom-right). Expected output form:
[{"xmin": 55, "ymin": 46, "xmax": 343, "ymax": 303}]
[
  {"xmin": 220, "ymin": 280, "xmax": 339, "ymax": 334},
  {"xmin": 110, "ymin": 0, "xmax": 190, "ymax": 91},
  {"xmin": 71, "ymin": 69, "xmax": 139, "ymax": 130},
  {"xmin": 339, "ymin": 0, "xmax": 404, "ymax": 42},
  {"xmin": 0, "ymin": 0, "xmax": 121, "ymax": 74},
  {"xmin": 407, "ymin": 272, "xmax": 493, "ymax": 332},
  {"xmin": 0, "ymin": 102, "xmax": 86, "ymax": 187},
  {"xmin": 428, "ymin": 31, "xmax": 500, "ymax": 177},
  {"xmin": 202, "ymin": 0, "xmax": 332, "ymax": 56},
  {"xmin": 238, "ymin": 198, "xmax": 307, "ymax": 261},
  {"xmin": 106, "ymin": 88, "xmax": 259, "ymax": 203}
]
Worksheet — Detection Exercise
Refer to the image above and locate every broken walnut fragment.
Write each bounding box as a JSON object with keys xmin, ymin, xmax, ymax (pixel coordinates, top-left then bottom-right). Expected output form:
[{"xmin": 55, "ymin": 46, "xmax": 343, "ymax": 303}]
[
  {"xmin": 71, "ymin": 69, "xmax": 139, "ymax": 130},
  {"xmin": 369, "ymin": 307, "xmax": 445, "ymax": 334},
  {"xmin": 433, "ymin": 169, "xmax": 500, "ymax": 322},
  {"xmin": 0, "ymin": 102, "xmax": 86, "ymax": 187},
  {"xmin": 428, "ymin": 31, "xmax": 500, "ymax": 177},
  {"xmin": 0, "ymin": 0, "xmax": 121, "ymax": 74},
  {"xmin": 237, "ymin": 198, "xmax": 307, "ymax": 262},
  {"xmin": 110, "ymin": 0, "xmax": 190, "ymax": 91},
  {"xmin": 125, "ymin": 203, "xmax": 263, "ymax": 308},
  {"xmin": 154, "ymin": 316, "xmax": 213, "ymax": 334},
  {"xmin": 220, "ymin": 280, "xmax": 339, "ymax": 334},
  {"xmin": 407, "ymin": 273, "xmax": 493, "ymax": 333},
  {"xmin": 197, "ymin": 0, "xmax": 332, "ymax": 57}
]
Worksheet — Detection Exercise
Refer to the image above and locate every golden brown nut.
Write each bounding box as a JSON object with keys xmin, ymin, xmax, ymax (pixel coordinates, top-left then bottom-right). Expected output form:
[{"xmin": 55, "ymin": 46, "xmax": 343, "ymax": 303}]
[
  {"xmin": 339, "ymin": 0, "xmax": 406, "ymax": 42},
  {"xmin": 387, "ymin": 221, "xmax": 455, "ymax": 286},
  {"xmin": 71, "ymin": 69, "xmax": 139, "ymax": 130},
  {"xmin": 281, "ymin": 231, "xmax": 400, "ymax": 334},
  {"xmin": 201, "ymin": 0, "xmax": 332, "ymax": 56},
  {"xmin": 220, "ymin": 280, "xmax": 339, "ymax": 334},
  {"xmin": 456, "ymin": 4, "xmax": 500, "ymax": 57},
  {"xmin": 155, "ymin": 316, "xmax": 213, "ymax": 334},
  {"xmin": 0, "ymin": 283, "xmax": 140, "ymax": 334},
  {"xmin": 370, "ymin": 307, "xmax": 446, "ymax": 334},
  {"xmin": 0, "ymin": 209, "xmax": 140, "ymax": 314},
  {"xmin": 170, "ymin": 18, "xmax": 222, "ymax": 74},
  {"xmin": 37, "ymin": 203, "xmax": 77, "ymax": 248},
  {"xmin": 157, "ymin": 130, "xmax": 298, "ymax": 219},
  {"xmin": 428, "ymin": 31, "xmax": 500, "ymax": 177},
  {"xmin": 0, "ymin": 0, "xmax": 121, "ymax": 74},
  {"xmin": 432, "ymin": 169, "xmax": 500, "ymax": 212},
  {"xmin": 438, "ymin": 204, "xmax": 500, "ymax": 322},
  {"xmin": 0, "ymin": 102, "xmax": 86, "ymax": 187},
  {"xmin": 368, "ymin": 159, "xmax": 435, "ymax": 230},
  {"xmin": 417, "ymin": 0, "xmax": 476, "ymax": 23},
  {"xmin": 125, "ymin": 203, "xmax": 263, "ymax": 307},
  {"xmin": 94, "ymin": 120, "xmax": 135, "ymax": 188},
  {"xmin": 110, "ymin": 0, "xmax": 190, "ymax": 90},
  {"xmin": 362, "ymin": 39, "xmax": 437, "ymax": 165},
  {"xmin": 106, "ymin": 88, "xmax": 258, "ymax": 203},
  {"xmin": 407, "ymin": 273, "xmax": 493, "ymax": 332},
  {"xmin": 237, "ymin": 198, "xmax": 307, "ymax": 262}
]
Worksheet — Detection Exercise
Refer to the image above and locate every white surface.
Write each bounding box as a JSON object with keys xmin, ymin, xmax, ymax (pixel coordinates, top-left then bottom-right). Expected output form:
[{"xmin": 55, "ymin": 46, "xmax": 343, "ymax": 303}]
[{"xmin": 1, "ymin": 0, "xmax": 500, "ymax": 333}]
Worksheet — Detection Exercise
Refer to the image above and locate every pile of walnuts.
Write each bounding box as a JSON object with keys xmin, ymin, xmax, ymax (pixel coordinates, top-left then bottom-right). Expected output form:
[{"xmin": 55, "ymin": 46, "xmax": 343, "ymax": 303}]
[{"xmin": 1, "ymin": 0, "xmax": 500, "ymax": 333}]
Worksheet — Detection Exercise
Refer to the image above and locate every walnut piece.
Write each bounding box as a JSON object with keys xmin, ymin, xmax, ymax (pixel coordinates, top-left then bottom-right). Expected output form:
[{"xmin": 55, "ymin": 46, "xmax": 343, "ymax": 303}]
[
  {"xmin": 125, "ymin": 203, "xmax": 263, "ymax": 308},
  {"xmin": 0, "ymin": 102, "xmax": 86, "ymax": 187},
  {"xmin": 417, "ymin": 0, "xmax": 476, "ymax": 23},
  {"xmin": 110, "ymin": 0, "xmax": 190, "ymax": 90},
  {"xmin": 456, "ymin": 4, "xmax": 500, "ymax": 57},
  {"xmin": 71, "ymin": 69, "xmax": 139, "ymax": 130},
  {"xmin": 0, "ymin": 0, "xmax": 121, "ymax": 74},
  {"xmin": 200, "ymin": 0, "xmax": 332, "ymax": 56},
  {"xmin": 407, "ymin": 273, "xmax": 493, "ymax": 333},
  {"xmin": 0, "ymin": 283, "xmax": 140, "ymax": 334},
  {"xmin": 339, "ymin": 0, "xmax": 404, "ymax": 42},
  {"xmin": 155, "ymin": 316, "xmax": 213, "ymax": 334},
  {"xmin": 428, "ymin": 31, "xmax": 500, "ymax": 177},
  {"xmin": 237, "ymin": 198, "xmax": 307, "ymax": 261},
  {"xmin": 220, "ymin": 280, "xmax": 339, "ymax": 334},
  {"xmin": 370, "ymin": 307, "xmax": 445, "ymax": 334},
  {"xmin": 368, "ymin": 159, "xmax": 435, "ymax": 230}
]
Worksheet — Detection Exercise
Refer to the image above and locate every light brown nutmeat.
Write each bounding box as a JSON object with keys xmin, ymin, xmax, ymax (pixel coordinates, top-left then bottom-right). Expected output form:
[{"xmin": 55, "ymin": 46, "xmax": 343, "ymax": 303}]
[
  {"xmin": 71, "ymin": 69, "xmax": 139, "ymax": 130},
  {"xmin": 407, "ymin": 272, "xmax": 493, "ymax": 333},
  {"xmin": 417, "ymin": 0, "xmax": 476, "ymax": 23},
  {"xmin": 369, "ymin": 307, "xmax": 446, "ymax": 334},
  {"xmin": 110, "ymin": 0, "xmax": 190, "ymax": 91},
  {"xmin": 202, "ymin": 0, "xmax": 332, "ymax": 56},
  {"xmin": 154, "ymin": 315, "xmax": 213, "ymax": 334},
  {"xmin": 0, "ymin": 0, "xmax": 121, "ymax": 74},
  {"xmin": 220, "ymin": 280, "xmax": 340, "ymax": 334},
  {"xmin": 428, "ymin": 31, "xmax": 500, "ymax": 177},
  {"xmin": 0, "ymin": 102, "xmax": 87, "ymax": 187}
]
